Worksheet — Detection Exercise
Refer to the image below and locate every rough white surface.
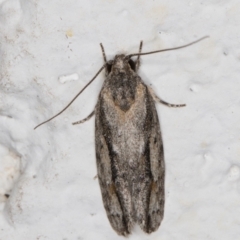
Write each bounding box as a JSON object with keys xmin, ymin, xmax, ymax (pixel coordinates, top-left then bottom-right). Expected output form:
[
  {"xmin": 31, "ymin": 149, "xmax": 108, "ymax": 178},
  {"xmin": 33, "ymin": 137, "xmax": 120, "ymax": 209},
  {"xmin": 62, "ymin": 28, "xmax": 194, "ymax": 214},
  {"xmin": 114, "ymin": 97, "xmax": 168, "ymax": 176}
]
[{"xmin": 0, "ymin": 0, "xmax": 240, "ymax": 239}]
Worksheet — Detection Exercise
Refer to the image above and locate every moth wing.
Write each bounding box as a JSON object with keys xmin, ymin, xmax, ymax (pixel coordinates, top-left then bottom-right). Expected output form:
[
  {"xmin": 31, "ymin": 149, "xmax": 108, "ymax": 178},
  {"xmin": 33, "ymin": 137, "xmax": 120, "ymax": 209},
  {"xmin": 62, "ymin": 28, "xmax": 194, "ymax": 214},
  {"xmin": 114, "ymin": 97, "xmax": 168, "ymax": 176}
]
[
  {"xmin": 147, "ymin": 90, "xmax": 165, "ymax": 232},
  {"xmin": 95, "ymin": 101, "xmax": 130, "ymax": 236}
]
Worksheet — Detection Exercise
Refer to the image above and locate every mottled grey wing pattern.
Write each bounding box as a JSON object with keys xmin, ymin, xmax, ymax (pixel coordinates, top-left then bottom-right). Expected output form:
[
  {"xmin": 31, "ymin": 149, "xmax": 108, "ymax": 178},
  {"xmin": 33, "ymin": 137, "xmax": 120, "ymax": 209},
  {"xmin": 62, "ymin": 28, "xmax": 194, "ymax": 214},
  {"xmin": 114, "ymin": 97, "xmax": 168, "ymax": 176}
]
[
  {"xmin": 95, "ymin": 78, "xmax": 164, "ymax": 236},
  {"xmin": 146, "ymin": 88, "xmax": 165, "ymax": 232}
]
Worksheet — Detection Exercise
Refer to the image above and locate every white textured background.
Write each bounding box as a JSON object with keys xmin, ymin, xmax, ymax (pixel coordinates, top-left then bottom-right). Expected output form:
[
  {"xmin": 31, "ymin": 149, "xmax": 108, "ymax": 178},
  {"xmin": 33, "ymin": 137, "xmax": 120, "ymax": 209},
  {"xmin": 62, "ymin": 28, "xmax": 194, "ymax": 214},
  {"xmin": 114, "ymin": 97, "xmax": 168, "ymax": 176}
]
[{"xmin": 0, "ymin": 0, "xmax": 240, "ymax": 239}]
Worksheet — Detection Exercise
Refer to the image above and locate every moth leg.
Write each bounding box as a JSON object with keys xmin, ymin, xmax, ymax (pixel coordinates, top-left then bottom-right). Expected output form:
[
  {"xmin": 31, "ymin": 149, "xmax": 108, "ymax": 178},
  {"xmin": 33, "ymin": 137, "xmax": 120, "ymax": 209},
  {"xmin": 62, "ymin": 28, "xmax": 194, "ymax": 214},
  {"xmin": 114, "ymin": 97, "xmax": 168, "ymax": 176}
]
[
  {"xmin": 148, "ymin": 87, "xmax": 186, "ymax": 107},
  {"xmin": 135, "ymin": 41, "xmax": 143, "ymax": 71},
  {"xmin": 72, "ymin": 110, "xmax": 95, "ymax": 125}
]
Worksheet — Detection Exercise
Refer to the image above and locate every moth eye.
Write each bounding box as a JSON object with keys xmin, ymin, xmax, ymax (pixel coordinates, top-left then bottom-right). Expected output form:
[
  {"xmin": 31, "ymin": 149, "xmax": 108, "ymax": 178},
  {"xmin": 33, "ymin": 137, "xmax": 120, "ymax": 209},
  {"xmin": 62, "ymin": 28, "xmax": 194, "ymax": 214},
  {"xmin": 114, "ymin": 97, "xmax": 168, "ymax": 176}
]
[
  {"xmin": 106, "ymin": 63, "xmax": 112, "ymax": 73},
  {"xmin": 128, "ymin": 59, "xmax": 136, "ymax": 71}
]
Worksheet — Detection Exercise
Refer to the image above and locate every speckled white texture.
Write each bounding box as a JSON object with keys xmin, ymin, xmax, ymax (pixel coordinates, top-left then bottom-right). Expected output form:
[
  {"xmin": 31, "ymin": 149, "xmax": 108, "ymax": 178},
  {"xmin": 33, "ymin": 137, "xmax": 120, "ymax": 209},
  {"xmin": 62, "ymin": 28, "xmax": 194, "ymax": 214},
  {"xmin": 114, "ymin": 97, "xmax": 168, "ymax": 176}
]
[{"xmin": 0, "ymin": 0, "xmax": 240, "ymax": 239}]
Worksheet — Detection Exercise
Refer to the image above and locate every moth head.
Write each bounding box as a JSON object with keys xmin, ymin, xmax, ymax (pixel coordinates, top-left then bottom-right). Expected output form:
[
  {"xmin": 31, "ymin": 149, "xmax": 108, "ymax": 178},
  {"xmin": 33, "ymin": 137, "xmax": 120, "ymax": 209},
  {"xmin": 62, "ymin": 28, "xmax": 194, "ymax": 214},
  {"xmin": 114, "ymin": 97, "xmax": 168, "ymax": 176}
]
[{"xmin": 106, "ymin": 54, "xmax": 136, "ymax": 74}]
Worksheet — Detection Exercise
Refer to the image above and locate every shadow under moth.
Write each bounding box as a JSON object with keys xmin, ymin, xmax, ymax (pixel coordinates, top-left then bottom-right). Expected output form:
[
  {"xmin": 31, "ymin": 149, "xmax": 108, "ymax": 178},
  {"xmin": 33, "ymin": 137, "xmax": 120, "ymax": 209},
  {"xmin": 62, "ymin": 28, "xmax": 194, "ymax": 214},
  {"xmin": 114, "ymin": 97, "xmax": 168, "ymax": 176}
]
[{"xmin": 35, "ymin": 36, "xmax": 208, "ymax": 236}]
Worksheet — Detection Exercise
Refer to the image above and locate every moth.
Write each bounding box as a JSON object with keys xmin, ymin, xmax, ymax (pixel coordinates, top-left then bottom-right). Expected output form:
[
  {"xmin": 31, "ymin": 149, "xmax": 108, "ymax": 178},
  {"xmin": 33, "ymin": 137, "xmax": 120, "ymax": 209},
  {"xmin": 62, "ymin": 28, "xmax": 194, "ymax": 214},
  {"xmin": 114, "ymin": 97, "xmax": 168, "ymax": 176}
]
[{"xmin": 34, "ymin": 36, "xmax": 208, "ymax": 236}]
